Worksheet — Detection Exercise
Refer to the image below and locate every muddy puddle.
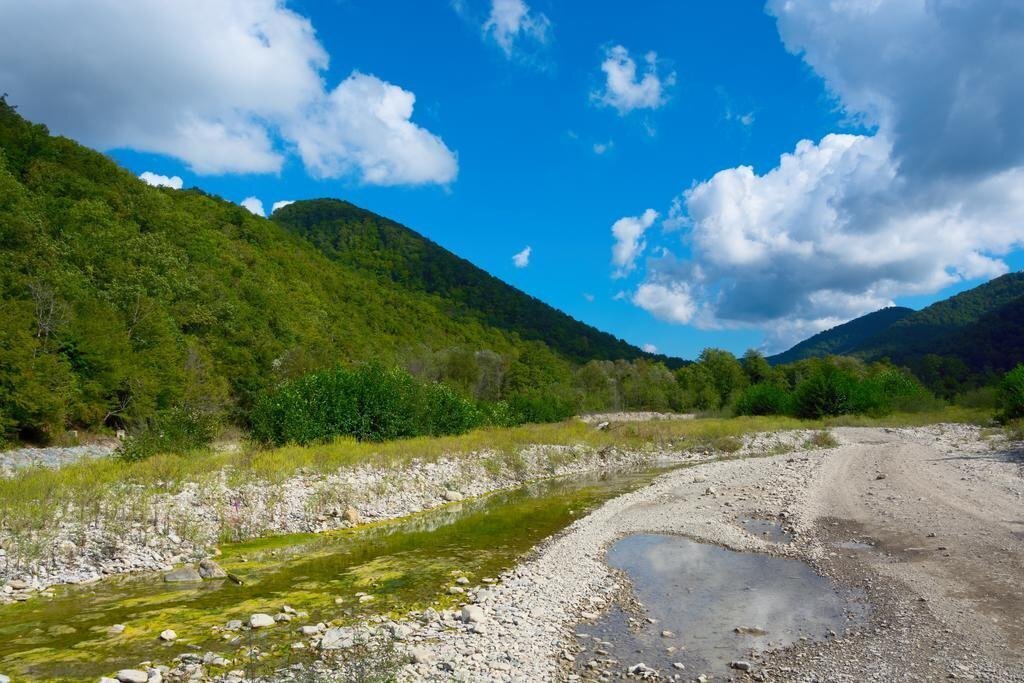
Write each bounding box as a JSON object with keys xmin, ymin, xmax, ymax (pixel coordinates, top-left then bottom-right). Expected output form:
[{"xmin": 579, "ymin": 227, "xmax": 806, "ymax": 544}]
[
  {"xmin": 739, "ymin": 518, "xmax": 792, "ymax": 544},
  {"xmin": 573, "ymin": 534, "xmax": 867, "ymax": 679},
  {"xmin": 0, "ymin": 468, "xmax": 671, "ymax": 681}
]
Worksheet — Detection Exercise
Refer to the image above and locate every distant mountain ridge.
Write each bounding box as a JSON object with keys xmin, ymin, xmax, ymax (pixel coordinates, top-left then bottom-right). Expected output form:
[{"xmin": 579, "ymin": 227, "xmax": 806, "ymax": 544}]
[
  {"xmin": 768, "ymin": 306, "xmax": 914, "ymax": 365},
  {"xmin": 770, "ymin": 272, "xmax": 1024, "ymax": 384},
  {"xmin": 272, "ymin": 198, "xmax": 682, "ymax": 367},
  {"xmin": 856, "ymin": 272, "xmax": 1024, "ymax": 363}
]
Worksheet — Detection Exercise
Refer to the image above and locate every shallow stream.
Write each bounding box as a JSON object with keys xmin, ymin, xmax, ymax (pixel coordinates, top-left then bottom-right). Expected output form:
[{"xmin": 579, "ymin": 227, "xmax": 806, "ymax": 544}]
[{"xmin": 0, "ymin": 468, "xmax": 667, "ymax": 681}]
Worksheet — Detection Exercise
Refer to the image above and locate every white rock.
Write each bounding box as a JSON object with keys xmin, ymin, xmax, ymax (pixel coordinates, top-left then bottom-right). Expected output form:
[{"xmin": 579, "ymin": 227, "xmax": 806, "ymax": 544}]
[
  {"xmin": 320, "ymin": 627, "xmax": 353, "ymax": 650},
  {"xmin": 461, "ymin": 604, "xmax": 486, "ymax": 624},
  {"xmin": 410, "ymin": 647, "xmax": 436, "ymax": 665},
  {"xmin": 249, "ymin": 613, "xmax": 275, "ymax": 628},
  {"xmin": 443, "ymin": 490, "xmax": 464, "ymax": 501},
  {"xmin": 158, "ymin": 629, "xmax": 176, "ymax": 642},
  {"xmin": 116, "ymin": 670, "xmax": 149, "ymax": 683}
]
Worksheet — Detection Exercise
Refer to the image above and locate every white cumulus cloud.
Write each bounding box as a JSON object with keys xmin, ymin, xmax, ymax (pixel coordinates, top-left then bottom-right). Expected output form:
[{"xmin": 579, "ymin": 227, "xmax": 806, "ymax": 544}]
[
  {"xmin": 512, "ymin": 245, "xmax": 532, "ymax": 268},
  {"xmin": 482, "ymin": 0, "xmax": 550, "ymax": 57},
  {"xmin": 240, "ymin": 196, "xmax": 265, "ymax": 217},
  {"xmin": 641, "ymin": 343, "xmax": 658, "ymax": 354},
  {"xmin": 611, "ymin": 209, "xmax": 658, "ymax": 278},
  {"xmin": 287, "ymin": 72, "xmax": 457, "ymax": 186},
  {"xmin": 271, "ymin": 200, "xmax": 295, "ymax": 213},
  {"xmin": 632, "ymin": 282, "xmax": 696, "ymax": 325},
  {"xmin": 594, "ymin": 45, "xmax": 675, "ymax": 115},
  {"xmin": 0, "ymin": 1, "xmax": 457, "ymax": 185},
  {"xmin": 628, "ymin": 0, "xmax": 1024, "ymax": 350},
  {"xmin": 138, "ymin": 171, "xmax": 183, "ymax": 189}
]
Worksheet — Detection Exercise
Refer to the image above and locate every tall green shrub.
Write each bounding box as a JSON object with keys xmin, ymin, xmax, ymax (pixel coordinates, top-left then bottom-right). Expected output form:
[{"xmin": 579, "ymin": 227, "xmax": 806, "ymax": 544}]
[
  {"xmin": 119, "ymin": 407, "xmax": 220, "ymax": 461},
  {"xmin": 250, "ymin": 364, "xmax": 487, "ymax": 446},
  {"xmin": 793, "ymin": 367, "xmax": 857, "ymax": 418},
  {"xmin": 999, "ymin": 363, "xmax": 1024, "ymax": 421},
  {"xmin": 733, "ymin": 382, "xmax": 793, "ymax": 416}
]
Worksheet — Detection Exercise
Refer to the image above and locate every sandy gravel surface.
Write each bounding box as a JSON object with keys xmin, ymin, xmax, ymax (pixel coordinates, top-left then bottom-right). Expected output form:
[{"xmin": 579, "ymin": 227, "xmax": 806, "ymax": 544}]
[
  {"xmin": 0, "ymin": 442, "xmax": 116, "ymax": 476},
  {"xmin": 405, "ymin": 425, "xmax": 1024, "ymax": 682}
]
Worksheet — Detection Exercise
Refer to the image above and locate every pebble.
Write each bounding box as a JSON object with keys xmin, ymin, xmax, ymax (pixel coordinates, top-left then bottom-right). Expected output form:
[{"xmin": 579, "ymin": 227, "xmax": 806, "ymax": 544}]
[
  {"xmin": 158, "ymin": 629, "xmax": 177, "ymax": 642},
  {"xmin": 249, "ymin": 613, "xmax": 275, "ymax": 628},
  {"xmin": 461, "ymin": 604, "xmax": 486, "ymax": 624},
  {"xmin": 320, "ymin": 627, "xmax": 353, "ymax": 650},
  {"xmin": 197, "ymin": 559, "xmax": 226, "ymax": 579},
  {"xmin": 163, "ymin": 567, "xmax": 202, "ymax": 583},
  {"xmin": 115, "ymin": 670, "xmax": 148, "ymax": 683}
]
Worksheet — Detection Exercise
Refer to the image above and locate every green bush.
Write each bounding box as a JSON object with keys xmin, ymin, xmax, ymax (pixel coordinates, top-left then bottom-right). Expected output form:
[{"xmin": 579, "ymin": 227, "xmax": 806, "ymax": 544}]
[
  {"xmin": 853, "ymin": 368, "xmax": 931, "ymax": 416},
  {"xmin": 954, "ymin": 385, "xmax": 1000, "ymax": 410},
  {"xmin": 793, "ymin": 367, "xmax": 857, "ymax": 419},
  {"xmin": 732, "ymin": 382, "xmax": 793, "ymax": 416},
  {"xmin": 251, "ymin": 364, "xmax": 488, "ymax": 446},
  {"xmin": 119, "ymin": 407, "xmax": 220, "ymax": 461},
  {"xmin": 506, "ymin": 391, "xmax": 575, "ymax": 424},
  {"xmin": 999, "ymin": 363, "xmax": 1024, "ymax": 422}
]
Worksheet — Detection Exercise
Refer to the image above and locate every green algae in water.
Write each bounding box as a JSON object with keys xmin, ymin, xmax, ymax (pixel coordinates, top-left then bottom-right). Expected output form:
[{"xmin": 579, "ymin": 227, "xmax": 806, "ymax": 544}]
[{"xmin": 0, "ymin": 468, "xmax": 667, "ymax": 681}]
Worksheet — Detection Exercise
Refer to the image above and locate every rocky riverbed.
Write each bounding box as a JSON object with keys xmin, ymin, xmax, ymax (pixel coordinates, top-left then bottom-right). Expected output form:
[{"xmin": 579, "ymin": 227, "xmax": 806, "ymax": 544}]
[
  {"xmin": 376, "ymin": 423, "xmax": 1023, "ymax": 682},
  {"xmin": 5, "ymin": 423, "xmax": 1019, "ymax": 682},
  {"xmin": 0, "ymin": 428, "xmax": 816, "ymax": 600}
]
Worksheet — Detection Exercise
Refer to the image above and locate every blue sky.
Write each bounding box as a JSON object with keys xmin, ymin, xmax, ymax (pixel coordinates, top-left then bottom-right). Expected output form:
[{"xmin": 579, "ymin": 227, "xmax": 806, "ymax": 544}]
[{"xmin": 4, "ymin": 0, "xmax": 1023, "ymax": 360}]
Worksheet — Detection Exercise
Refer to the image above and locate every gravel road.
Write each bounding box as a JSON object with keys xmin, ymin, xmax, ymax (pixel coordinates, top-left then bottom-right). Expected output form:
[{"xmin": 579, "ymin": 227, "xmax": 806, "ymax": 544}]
[{"xmin": 404, "ymin": 425, "xmax": 1024, "ymax": 681}]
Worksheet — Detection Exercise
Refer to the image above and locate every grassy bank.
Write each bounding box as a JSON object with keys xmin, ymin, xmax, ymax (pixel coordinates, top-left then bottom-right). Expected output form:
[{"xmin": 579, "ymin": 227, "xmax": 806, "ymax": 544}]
[{"xmin": 0, "ymin": 407, "xmax": 989, "ymax": 545}]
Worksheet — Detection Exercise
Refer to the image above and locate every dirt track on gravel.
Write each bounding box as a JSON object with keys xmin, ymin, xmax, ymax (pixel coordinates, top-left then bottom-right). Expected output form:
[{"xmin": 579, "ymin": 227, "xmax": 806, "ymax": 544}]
[
  {"xmin": 782, "ymin": 426, "xmax": 1024, "ymax": 680},
  {"xmin": 411, "ymin": 424, "xmax": 1024, "ymax": 681}
]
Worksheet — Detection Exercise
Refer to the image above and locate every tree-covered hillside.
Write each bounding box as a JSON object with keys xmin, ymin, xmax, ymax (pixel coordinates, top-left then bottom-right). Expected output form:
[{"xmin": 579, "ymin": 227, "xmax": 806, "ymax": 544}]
[
  {"xmin": 857, "ymin": 272, "xmax": 1024, "ymax": 362},
  {"xmin": 0, "ymin": 100, "xmax": 656, "ymax": 441},
  {"xmin": 771, "ymin": 272, "xmax": 1024, "ymax": 395},
  {"xmin": 272, "ymin": 199, "xmax": 679, "ymax": 366},
  {"xmin": 768, "ymin": 306, "xmax": 914, "ymax": 365}
]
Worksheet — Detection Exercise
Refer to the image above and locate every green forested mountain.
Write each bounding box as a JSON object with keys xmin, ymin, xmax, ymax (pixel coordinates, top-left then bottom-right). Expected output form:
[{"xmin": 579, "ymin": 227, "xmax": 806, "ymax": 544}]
[
  {"xmin": 771, "ymin": 272, "xmax": 1024, "ymax": 394},
  {"xmin": 856, "ymin": 272, "xmax": 1024, "ymax": 362},
  {"xmin": 0, "ymin": 101, "xmax": 655, "ymax": 441},
  {"xmin": 271, "ymin": 199, "xmax": 674, "ymax": 366},
  {"xmin": 768, "ymin": 306, "xmax": 914, "ymax": 365}
]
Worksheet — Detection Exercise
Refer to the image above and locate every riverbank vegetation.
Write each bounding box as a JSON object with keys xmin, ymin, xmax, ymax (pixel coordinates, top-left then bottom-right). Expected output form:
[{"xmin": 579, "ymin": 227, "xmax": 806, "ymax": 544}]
[{"xmin": 0, "ymin": 405, "xmax": 991, "ymax": 557}]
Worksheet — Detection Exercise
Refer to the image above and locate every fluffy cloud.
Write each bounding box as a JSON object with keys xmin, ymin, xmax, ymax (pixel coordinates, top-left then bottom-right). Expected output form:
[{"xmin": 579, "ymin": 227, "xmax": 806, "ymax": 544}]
[
  {"xmin": 240, "ymin": 197, "xmax": 265, "ymax": 217},
  {"xmin": 629, "ymin": 0, "xmax": 1024, "ymax": 349},
  {"xmin": 641, "ymin": 343, "xmax": 658, "ymax": 354},
  {"xmin": 287, "ymin": 73, "xmax": 457, "ymax": 185},
  {"xmin": 592, "ymin": 140, "xmax": 613, "ymax": 155},
  {"xmin": 482, "ymin": 0, "xmax": 551, "ymax": 57},
  {"xmin": 512, "ymin": 245, "xmax": 532, "ymax": 268},
  {"xmin": 632, "ymin": 282, "xmax": 696, "ymax": 325},
  {"xmin": 611, "ymin": 209, "xmax": 658, "ymax": 278},
  {"xmin": 594, "ymin": 45, "xmax": 675, "ymax": 115},
  {"xmin": 0, "ymin": 1, "xmax": 457, "ymax": 185},
  {"xmin": 768, "ymin": 0, "xmax": 1024, "ymax": 183},
  {"xmin": 271, "ymin": 200, "xmax": 295, "ymax": 213},
  {"xmin": 138, "ymin": 171, "xmax": 182, "ymax": 189}
]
